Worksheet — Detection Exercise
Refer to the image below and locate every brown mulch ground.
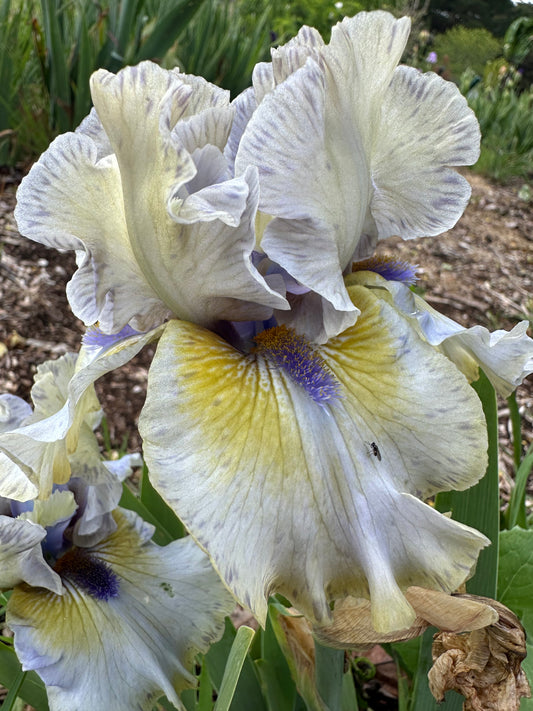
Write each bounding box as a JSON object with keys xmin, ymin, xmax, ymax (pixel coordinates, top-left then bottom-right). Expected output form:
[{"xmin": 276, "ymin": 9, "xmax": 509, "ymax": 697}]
[{"xmin": 1, "ymin": 168, "xmax": 532, "ymax": 709}]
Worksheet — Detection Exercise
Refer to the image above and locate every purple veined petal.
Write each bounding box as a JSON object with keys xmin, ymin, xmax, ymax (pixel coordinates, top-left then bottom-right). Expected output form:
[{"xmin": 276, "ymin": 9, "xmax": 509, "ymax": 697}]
[
  {"xmin": 370, "ymin": 66, "xmax": 480, "ymax": 241},
  {"xmin": 0, "ymin": 395, "xmax": 33, "ymax": 433},
  {"xmin": 140, "ymin": 282, "xmax": 488, "ymax": 633},
  {"xmin": 8, "ymin": 509, "xmax": 234, "ymax": 711},
  {"xmin": 16, "ymin": 61, "xmax": 287, "ymax": 339},
  {"xmin": 236, "ymin": 12, "xmax": 479, "ymax": 341}
]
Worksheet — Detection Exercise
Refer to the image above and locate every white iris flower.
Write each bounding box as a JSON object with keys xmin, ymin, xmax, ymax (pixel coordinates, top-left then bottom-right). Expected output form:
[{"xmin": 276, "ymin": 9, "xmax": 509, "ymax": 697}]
[
  {"xmin": 10, "ymin": 12, "xmax": 533, "ymax": 641},
  {"xmin": 0, "ymin": 387, "xmax": 234, "ymax": 711}
]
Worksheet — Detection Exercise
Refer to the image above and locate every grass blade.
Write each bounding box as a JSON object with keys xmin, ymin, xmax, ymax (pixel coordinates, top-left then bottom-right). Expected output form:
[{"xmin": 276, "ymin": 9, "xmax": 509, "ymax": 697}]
[
  {"xmin": 507, "ymin": 391, "xmax": 523, "ymax": 471},
  {"xmin": 214, "ymin": 625, "xmax": 256, "ymax": 711},
  {"xmin": 136, "ymin": 0, "xmax": 206, "ymax": 62},
  {"xmin": 314, "ymin": 641, "xmax": 344, "ymax": 711},
  {"xmin": 40, "ymin": 0, "xmax": 72, "ymax": 131},
  {"xmin": 0, "ymin": 644, "xmax": 49, "ymax": 710},
  {"xmin": 506, "ymin": 442, "xmax": 533, "ymax": 529},
  {"xmin": 2, "ymin": 669, "xmax": 27, "ymax": 711}
]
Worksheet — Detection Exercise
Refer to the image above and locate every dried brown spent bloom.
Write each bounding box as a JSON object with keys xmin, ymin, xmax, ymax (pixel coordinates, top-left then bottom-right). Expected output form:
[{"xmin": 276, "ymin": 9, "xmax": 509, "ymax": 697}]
[
  {"xmin": 313, "ymin": 587, "xmax": 498, "ymax": 650},
  {"xmin": 429, "ymin": 596, "xmax": 531, "ymax": 711}
]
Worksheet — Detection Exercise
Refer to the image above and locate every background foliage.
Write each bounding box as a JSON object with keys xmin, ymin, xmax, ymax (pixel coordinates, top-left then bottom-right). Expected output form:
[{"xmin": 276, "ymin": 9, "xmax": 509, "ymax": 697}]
[{"xmin": 1, "ymin": 0, "xmax": 532, "ymax": 188}]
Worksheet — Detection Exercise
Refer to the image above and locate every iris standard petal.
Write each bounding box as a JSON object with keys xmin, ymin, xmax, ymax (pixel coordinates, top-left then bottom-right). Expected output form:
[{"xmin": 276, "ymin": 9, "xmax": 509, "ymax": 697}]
[
  {"xmin": 140, "ymin": 284, "xmax": 488, "ymax": 633},
  {"xmin": 90, "ymin": 61, "xmax": 287, "ymax": 327},
  {"xmin": 235, "ymin": 58, "xmax": 359, "ymax": 341},
  {"xmin": 236, "ymin": 11, "xmax": 411, "ymax": 267},
  {"xmin": 370, "ymin": 66, "xmax": 480, "ymax": 240},
  {"xmin": 235, "ymin": 12, "xmax": 479, "ymax": 341},
  {"xmin": 16, "ymin": 62, "xmax": 286, "ymax": 336},
  {"xmin": 237, "ymin": 56, "xmax": 364, "ymax": 284},
  {"xmin": 7, "ymin": 509, "xmax": 234, "ymax": 711}
]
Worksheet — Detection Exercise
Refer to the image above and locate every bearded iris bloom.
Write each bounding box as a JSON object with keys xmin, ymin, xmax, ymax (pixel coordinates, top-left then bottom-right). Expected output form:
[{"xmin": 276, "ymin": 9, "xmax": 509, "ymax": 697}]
[
  {"xmin": 0, "ymin": 382, "xmax": 234, "ymax": 711},
  {"xmin": 12, "ymin": 11, "xmax": 533, "ymax": 641}
]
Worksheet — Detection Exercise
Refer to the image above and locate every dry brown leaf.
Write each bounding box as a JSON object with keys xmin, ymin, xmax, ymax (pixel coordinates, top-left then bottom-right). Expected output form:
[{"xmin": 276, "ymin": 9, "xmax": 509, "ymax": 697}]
[
  {"xmin": 429, "ymin": 596, "xmax": 531, "ymax": 711},
  {"xmin": 313, "ymin": 587, "xmax": 497, "ymax": 650}
]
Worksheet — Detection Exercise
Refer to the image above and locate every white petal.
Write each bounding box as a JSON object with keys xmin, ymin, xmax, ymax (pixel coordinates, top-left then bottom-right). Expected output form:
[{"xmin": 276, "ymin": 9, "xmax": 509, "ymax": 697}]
[
  {"xmin": 75, "ymin": 107, "xmax": 112, "ymax": 159},
  {"xmin": 0, "ymin": 516, "xmax": 62, "ymax": 593},
  {"xmin": 67, "ymin": 425, "xmax": 124, "ymax": 546},
  {"xmin": 355, "ymin": 273, "xmax": 533, "ymax": 397},
  {"xmin": 171, "ymin": 106, "xmax": 235, "ymax": 156},
  {"xmin": 326, "ymin": 11, "xmax": 411, "ymax": 152},
  {"xmin": 17, "ymin": 61, "xmax": 284, "ymax": 334},
  {"xmin": 277, "ymin": 289, "xmax": 359, "ymax": 344},
  {"xmin": 14, "ymin": 131, "xmax": 165, "ymax": 331},
  {"xmin": 236, "ymin": 59, "xmax": 362, "ymax": 332},
  {"xmin": 0, "ymin": 329, "xmax": 163, "ymax": 499},
  {"xmin": 370, "ymin": 67, "xmax": 481, "ymax": 239},
  {"xmin": 91, "ymin": 62, "xmax": 286, "ymax": 326},
  {"xmin": 169, "ymin": 155, "xmax": 247, "ymax": 226},
  {"xmin": 8, "ymin": 510, "xmax": 234, "ymax": 711},
  {"xmin": 0, "ymin": 394, "xmax": 32, "ymax": 433},
  {"xmin": 224, "ymin": 87, "xmax": 257, "ymax": 173},
  {"xmin": 414, "ymin": 296, "xmax": 533, "ymax": 397},
  {"xmin": 237, "ymin": 12, "xmax": 479, "ymax": 341},
  {"xmin": 140, "ymin": 285, "xmax": 488, "ymax": 633}
]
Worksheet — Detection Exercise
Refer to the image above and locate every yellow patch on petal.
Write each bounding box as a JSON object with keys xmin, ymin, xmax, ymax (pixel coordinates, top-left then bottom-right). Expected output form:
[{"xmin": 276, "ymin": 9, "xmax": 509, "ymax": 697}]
[{"xmin": 141, "ymin": 286, "xmax": 488, "ymax": 630}]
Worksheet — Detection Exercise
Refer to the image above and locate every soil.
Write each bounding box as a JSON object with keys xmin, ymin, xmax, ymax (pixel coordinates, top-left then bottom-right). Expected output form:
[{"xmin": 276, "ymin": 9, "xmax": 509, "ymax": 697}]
[{"xmin": 0, "ymin": 168, "xmax": 532, "ymax": 708}]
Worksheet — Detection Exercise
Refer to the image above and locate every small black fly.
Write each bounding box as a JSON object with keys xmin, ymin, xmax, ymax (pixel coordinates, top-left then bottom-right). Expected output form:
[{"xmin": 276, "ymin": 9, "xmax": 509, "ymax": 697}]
[{"xmin": 366, "ymin": 441, "xmax": 381, "ymax": 461}]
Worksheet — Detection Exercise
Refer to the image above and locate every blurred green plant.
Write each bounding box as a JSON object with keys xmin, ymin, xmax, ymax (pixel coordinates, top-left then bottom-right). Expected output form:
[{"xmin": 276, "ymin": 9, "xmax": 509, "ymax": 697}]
[
  {"xmin": 264, "ymin": 0, "xmax": 429, "ymax": 45},
  {"xmin": 461, "ymin": 67, "xmax": 533, "ymax": 182},
  {"xmin": 0, "ymin": 0, "xmax": 46, "ymax": 164},
  {"xmin": 0, "ymin": 0, "xmax": 209, "ymax": 165},
  {"xmin": 38, "ymin": 0, "xmax": 209, "ymax": 132},
  {"xmin": 433, "ymin": 25, "xmax": 501, "ymax": 80},
  {"xmin": 171, "ymin": 0, "xmax": 273, "ymax": 97},
  {"xmin": 504, "ymin": 16, "xmax": 533, "ymax": 67}
]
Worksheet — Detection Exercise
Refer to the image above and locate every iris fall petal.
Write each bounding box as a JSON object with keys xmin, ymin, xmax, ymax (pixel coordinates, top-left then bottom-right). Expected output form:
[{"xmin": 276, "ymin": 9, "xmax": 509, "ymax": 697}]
[
  {"xmin": 7, "ymin": 509, "xmax": 234, "ymax": 711},
  {"xmin": 140, "ymin": 283, "xmax": 489, "ymax": 633}
]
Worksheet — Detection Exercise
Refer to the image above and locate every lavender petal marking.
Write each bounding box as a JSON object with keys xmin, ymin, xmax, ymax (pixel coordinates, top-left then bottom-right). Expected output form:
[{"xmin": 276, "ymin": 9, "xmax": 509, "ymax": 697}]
[
  {"xmin": 353, "ymin": 255, "xmax": 418, "ymax": 285},
  {"xmin": 82, "ymin": 324, "xmax": 141, "ymax": 351}
]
